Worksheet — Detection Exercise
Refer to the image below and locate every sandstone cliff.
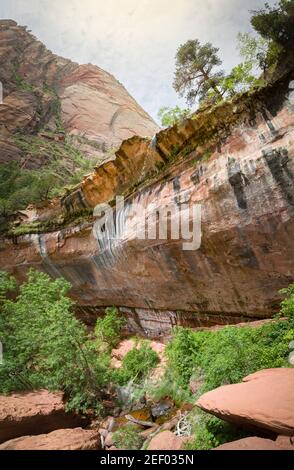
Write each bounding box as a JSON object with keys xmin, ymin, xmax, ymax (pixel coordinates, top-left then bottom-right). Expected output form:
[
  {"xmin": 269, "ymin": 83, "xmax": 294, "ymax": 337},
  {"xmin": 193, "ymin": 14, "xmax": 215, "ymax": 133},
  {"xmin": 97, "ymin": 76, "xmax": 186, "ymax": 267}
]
[
  {"xmin": 1, "ymin": 21, "xmax": 294, "ymax": 336},
  {"xmin": 0, "ymin": 19, "xmax": 158, "ymax": 168}
]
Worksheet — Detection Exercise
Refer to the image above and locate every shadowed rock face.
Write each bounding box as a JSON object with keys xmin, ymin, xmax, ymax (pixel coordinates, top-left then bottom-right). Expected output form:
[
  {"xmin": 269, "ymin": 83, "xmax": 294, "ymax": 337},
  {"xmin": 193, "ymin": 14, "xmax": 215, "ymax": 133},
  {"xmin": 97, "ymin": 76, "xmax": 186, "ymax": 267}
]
[
  {"xmin": 0, "ymin": 428, "xmax": 101, "ymax": 450},
  {"xmin": 0, "ymin": 20, "xmax": 159, "ymax": 166},
  {"xmin": 1, "ymin": 25, "xmax": 294, "ymax": 336},
  {"xmin": 0, "ymin": 390, "xmax": 86, "ymax": 444}
]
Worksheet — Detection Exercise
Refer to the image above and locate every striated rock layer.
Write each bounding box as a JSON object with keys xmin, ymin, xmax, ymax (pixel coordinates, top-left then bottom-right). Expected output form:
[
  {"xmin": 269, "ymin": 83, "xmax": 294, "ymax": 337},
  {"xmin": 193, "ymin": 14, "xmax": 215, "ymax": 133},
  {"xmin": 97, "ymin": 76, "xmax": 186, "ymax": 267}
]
[
  {"xmin": 0, "ymin": 20, "xmax": 158, "ymax": 167},
  {"xmin": 0, "ymin": 390, "xmax": 86, "ymax": 444},
  {"xmin": 1, "ymin": 53, "xmax": 294, "ymax": 335},
  {"xmin": 196, "ymin": 368, "xmax": 294, "ymax": 436}
]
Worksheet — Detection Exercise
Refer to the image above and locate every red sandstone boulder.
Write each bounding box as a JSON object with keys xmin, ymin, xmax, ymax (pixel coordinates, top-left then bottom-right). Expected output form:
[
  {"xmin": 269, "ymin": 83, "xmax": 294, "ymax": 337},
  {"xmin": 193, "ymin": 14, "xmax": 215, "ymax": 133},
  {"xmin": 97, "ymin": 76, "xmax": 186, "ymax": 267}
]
[
  {"xmin": 214, "ymin": 436, "xmax": 293, "ymax": 451},
  {"xmin": 196, "ymin": 368, "xmax": 294, "ymax": 435},
  {"xmin": 147, "ymin": 431, "xmax": 187, "ymax": 450},
  {"xmin": 0, "ymin": 428, "xmax": 100, "ymax": 450},
  {"xmin": 0, "ymin": 390, "xmax": 85, "ymax": 443}
]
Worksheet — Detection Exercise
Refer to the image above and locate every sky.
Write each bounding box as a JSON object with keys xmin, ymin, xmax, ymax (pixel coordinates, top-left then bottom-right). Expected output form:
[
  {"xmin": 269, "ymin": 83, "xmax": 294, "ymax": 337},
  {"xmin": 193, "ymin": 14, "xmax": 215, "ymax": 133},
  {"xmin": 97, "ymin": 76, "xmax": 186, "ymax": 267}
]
[{"xmin": 0, "ymin": 0, "xmax": 276, "ymax": 122}]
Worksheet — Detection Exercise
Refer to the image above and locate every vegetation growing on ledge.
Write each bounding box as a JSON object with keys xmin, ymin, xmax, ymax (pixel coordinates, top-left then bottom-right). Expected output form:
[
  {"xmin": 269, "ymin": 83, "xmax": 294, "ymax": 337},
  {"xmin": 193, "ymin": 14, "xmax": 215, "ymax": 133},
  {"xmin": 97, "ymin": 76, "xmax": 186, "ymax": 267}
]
[
  {"xmin": 0, "ymin": 134, "xmax": 96, "ymax": 218},
  {"xmin": 112, "ymin": 426, "xmax": 144, "ymax": 450},
  {"xmin": 0, "ymin": 268, "xmax": 293, "ymax": 447}
]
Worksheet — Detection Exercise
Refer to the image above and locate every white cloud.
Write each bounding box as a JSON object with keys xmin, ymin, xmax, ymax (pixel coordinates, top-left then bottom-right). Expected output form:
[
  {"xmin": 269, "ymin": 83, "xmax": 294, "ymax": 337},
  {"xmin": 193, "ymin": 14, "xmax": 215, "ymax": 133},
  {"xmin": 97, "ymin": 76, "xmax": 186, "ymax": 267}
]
[{"xmin": 0, "ymin": 0, "xmax": 276, "ymax": 121}]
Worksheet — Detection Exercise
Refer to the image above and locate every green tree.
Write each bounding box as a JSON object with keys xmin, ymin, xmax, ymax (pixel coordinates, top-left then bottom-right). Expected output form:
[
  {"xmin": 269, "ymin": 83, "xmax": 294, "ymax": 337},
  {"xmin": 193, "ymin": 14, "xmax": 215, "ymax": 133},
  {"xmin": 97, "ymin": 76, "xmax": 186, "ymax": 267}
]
[
  {"xmin": 157, "ymin": 106, "xmax": 191, "ymax": 128},
  {"xmin": 217, "ymin": 62, "xmax": 265, "ymax": 98},
  {"xmin": 251, "ymin": 0, "xmax": 294, "ymax": 46},
  {"xmin": 115, "ymin": 341, "xmax": 159, "ymax": 385},
  {"xmin": 0, "ymin": 270, "xmax": 109, "ymax": 414},
  {"xmin": 95, "ymin": 307, "xmax": 125, "ymax": 352},
  {"xmin": 173, "ymin": 39, "xmax": 224, "ymax": 105}
]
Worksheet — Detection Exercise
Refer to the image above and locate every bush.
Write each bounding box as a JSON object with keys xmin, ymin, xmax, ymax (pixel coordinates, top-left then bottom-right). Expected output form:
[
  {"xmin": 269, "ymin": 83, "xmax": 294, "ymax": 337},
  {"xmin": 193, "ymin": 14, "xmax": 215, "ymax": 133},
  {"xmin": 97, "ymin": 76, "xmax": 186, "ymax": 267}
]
[
  {"xmin": 95, "ymin": 307, "xmax": 125, "ymax": 351},
  {"xmin": 112, "ymin": 425, "xmax": 144, "ymax": 450},
  {"xmin": 0, "ymin": 270, "xmax": 110, "ymax": 414},
  {"xmin": 158, "ymin": 106, "xmax": 191, "ymax": 128},
  {"xmin": 115, "ymin": 341, "xmax": 159, "ymax": 385},
  {"xmin": 165, "ymin": 303, "xmax": 294, "ymax": 395},
  {"xmin": 279, "ymin": 283, "xmax": 294, "ymax": 318}
]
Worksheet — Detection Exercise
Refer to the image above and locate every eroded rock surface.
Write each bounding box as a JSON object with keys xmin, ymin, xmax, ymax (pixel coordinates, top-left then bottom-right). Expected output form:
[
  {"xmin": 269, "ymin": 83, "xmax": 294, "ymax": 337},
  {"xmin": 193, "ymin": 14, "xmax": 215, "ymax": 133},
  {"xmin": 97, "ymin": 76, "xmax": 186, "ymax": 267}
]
[
  {"xmin": 147, "ymin": 430, "xmax": 187, "ymax": 450},
  {"xmin": 2, "ymin": 72, "xmax": 294, "ymax": 334},
  {"xmin": 0, "ymin": 20, "xmax": 158, "ymax": 167},
  {"xmin": 0, "ymin": 390, "xmax": 85, "ymax": 444},
  {"xmin": 0, "ymin": 427, "xmax": 100, "ymax": 450},
  {"xmin": 196, "ymin": 368, "xmax": 294, "ymax": 436},
  {"xmin": 214, "ymin": 436, "xmax": 294, "ymax": 451},
  {"xmin": 1, "ymin": 27, "xmax": 294, "ymax": 334}
]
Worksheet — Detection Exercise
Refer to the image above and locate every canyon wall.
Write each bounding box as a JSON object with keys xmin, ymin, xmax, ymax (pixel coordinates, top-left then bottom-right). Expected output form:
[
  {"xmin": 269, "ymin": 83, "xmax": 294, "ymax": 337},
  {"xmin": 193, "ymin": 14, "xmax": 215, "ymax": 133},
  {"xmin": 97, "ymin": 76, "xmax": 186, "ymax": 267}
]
[
  {"xmin": 0, "ymin": 20, "xmax": 158, "ymax": 167},
  {"xmin": 1, "ymin": 66, "xmax": 294, "ymax": 336}
]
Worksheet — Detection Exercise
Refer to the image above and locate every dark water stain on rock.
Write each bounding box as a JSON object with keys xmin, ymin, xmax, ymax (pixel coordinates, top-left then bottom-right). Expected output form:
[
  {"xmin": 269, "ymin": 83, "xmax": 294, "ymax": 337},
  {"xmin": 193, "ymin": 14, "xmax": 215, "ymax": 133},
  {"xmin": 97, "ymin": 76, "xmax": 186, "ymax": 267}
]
[
  {"xmin": 263, "ymin": 147, "xmax": 294, "ymax": 205},
  {"xmin": 227, "ymin": 158, "xmax": 249, "ymax": 210}
]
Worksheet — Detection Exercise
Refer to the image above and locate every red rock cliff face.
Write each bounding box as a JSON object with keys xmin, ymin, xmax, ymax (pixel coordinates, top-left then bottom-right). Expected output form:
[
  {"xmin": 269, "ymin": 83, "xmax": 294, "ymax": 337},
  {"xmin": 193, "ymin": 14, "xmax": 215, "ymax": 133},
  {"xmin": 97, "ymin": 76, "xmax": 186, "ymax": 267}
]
[
  {"xmin": 1, "ymin": 24, "xmax": 294, "ymax": 336},
  {"xmin": 0, "ymin": 20, "xmax": 159, "ymax": 166}
]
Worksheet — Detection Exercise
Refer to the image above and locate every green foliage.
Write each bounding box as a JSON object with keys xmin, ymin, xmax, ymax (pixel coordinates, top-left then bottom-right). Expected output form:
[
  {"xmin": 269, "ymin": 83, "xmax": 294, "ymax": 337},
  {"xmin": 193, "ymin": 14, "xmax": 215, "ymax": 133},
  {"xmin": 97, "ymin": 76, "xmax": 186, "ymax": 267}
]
[
  {"xmin": 114, "ymin": 341, "xmax": 159, "ymax": 385},
  {"xmin": 112, "ymin": 425, "xmax": 144, "ymax": 450},
  {"xmin": 146, "ymin": 370, "xmax": 192, "ymax": 407},
  {"xmin": 0, "ymin": 135, "xmax": 96, "ymax": 215},
  {"xmin": 173, "ymin": 39, "xmax": 224, "ymax": 106},
  {"xmin": 0, "ymin": 272, "xmax": 16, "ymax": 304},
  {"xmin": 279, "ymin": 283, "xmax": 294, "ymax": 318},
  {"xmin": 0, "ymin": 270, "xmax": 110, "ymax": 414},
  {"xmin": 165, "ymin": 318, "xmax": 292, "ymax": 394},
  {"xmin": 238, "ymin": 32, "xmax": 282, "ymax": 74},
  {"xmin": 219, "ymin": 62, "xmax": 265, "ymax": 96},
  {"xmin": 186, "ymin": 409, "xmax": 250, "ymax": 450},
  {"xmin": 156, "ymin": 285, "xmax": 294, "ymax": 449},
  {"xmin": 173, "ymin": 36, "xmax": 266, "ymax": 108},
  {"xmin": 251, "ymin": 0, "xmax": 294, "ymax": 46},
  {"xmin": 95, "ymin": 307, "xmax": 125, "ymax": 351},
  {"xmin": 165, "ymin": 327, "xmax": 201, "ymax": 388},
  {"xmin": 157, "ymin": 106, "xmax": 191, "ymax": 128}
]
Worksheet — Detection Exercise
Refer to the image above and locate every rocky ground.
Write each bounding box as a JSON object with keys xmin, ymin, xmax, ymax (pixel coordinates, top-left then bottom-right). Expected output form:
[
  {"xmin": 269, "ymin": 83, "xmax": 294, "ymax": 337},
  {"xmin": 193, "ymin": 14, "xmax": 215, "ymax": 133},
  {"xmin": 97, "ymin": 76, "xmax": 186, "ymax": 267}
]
[{"xmin": 0, "ymin": 337, "xmax": 293, "ymax": 451}]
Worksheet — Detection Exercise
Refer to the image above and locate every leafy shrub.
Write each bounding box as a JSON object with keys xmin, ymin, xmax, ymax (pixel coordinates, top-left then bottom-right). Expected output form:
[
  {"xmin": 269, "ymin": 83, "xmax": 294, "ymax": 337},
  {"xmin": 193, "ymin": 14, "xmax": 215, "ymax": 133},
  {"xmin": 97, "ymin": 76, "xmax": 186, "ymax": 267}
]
[
  {"xmin": 251, "ymin": 0, "xmax": 294, "ymax": 46},
  {"xmin": 115, "ymin": 341, "xmax": 159, "ymax": 385},
  {"xmin": 280, "ymin": 283, "xmax": 294, "ymax": 318},
  {"xmin": 112, "ymin": 425, "xmax": 144, "ymax": 450},
  {"xmin": 145, "ymin": 370, "xmax": 192, "ymax": 407},
  {"xmin": 95, "ymin": 307, "xmax": 125, "ymax": 351},
  {"xmin": 185, "ymin": 409, "xmax": 250, "ymax": 450},
  {"xmin": 158, "ymin": 106, "xmax": 191, "ymax": 128},
  {"xmin": 0, "ymin": 270, "xmax": 110, "ymax": 414}
]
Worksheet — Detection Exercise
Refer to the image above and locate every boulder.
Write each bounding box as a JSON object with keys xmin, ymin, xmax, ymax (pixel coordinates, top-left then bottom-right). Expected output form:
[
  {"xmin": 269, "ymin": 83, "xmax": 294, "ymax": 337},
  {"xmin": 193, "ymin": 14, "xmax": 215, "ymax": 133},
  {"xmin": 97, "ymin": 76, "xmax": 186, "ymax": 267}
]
[
  {"xmin": 0, "ymin": 390, "xmax": 85, "ymax": 443},
  {"xmin": 196, "ymin": 368, "xmax": 294, "ymax": 435},
  {"xmin": 275, "ymin": 435, "xmax": 294, "ymax": 450},
  {"xmin": 151, "ymin": 401, "xmax": 172, "ymax": 419},
  {"xmin": 0, "ymin": 428, "xmax": 100, "ymax": 450},
  {"xmin": 214, "ymin": 437, "xmax": 293, "ymax": 451},
  {"xmin": 147, "ymin": 430, "xmax": 187, "ymax": 451},
  {"xmin": 104, "ymin": 432, "xmax": 114, "ymax": 448}
]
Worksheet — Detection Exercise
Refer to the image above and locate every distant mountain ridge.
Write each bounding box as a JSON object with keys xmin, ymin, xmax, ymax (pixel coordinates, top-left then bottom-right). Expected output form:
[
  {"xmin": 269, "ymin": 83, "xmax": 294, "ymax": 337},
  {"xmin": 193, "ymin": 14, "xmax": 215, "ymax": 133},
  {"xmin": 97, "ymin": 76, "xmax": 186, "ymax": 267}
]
[{"xmin": 0, "ymin": 19, "xmax": 159, "ymax": 168}]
